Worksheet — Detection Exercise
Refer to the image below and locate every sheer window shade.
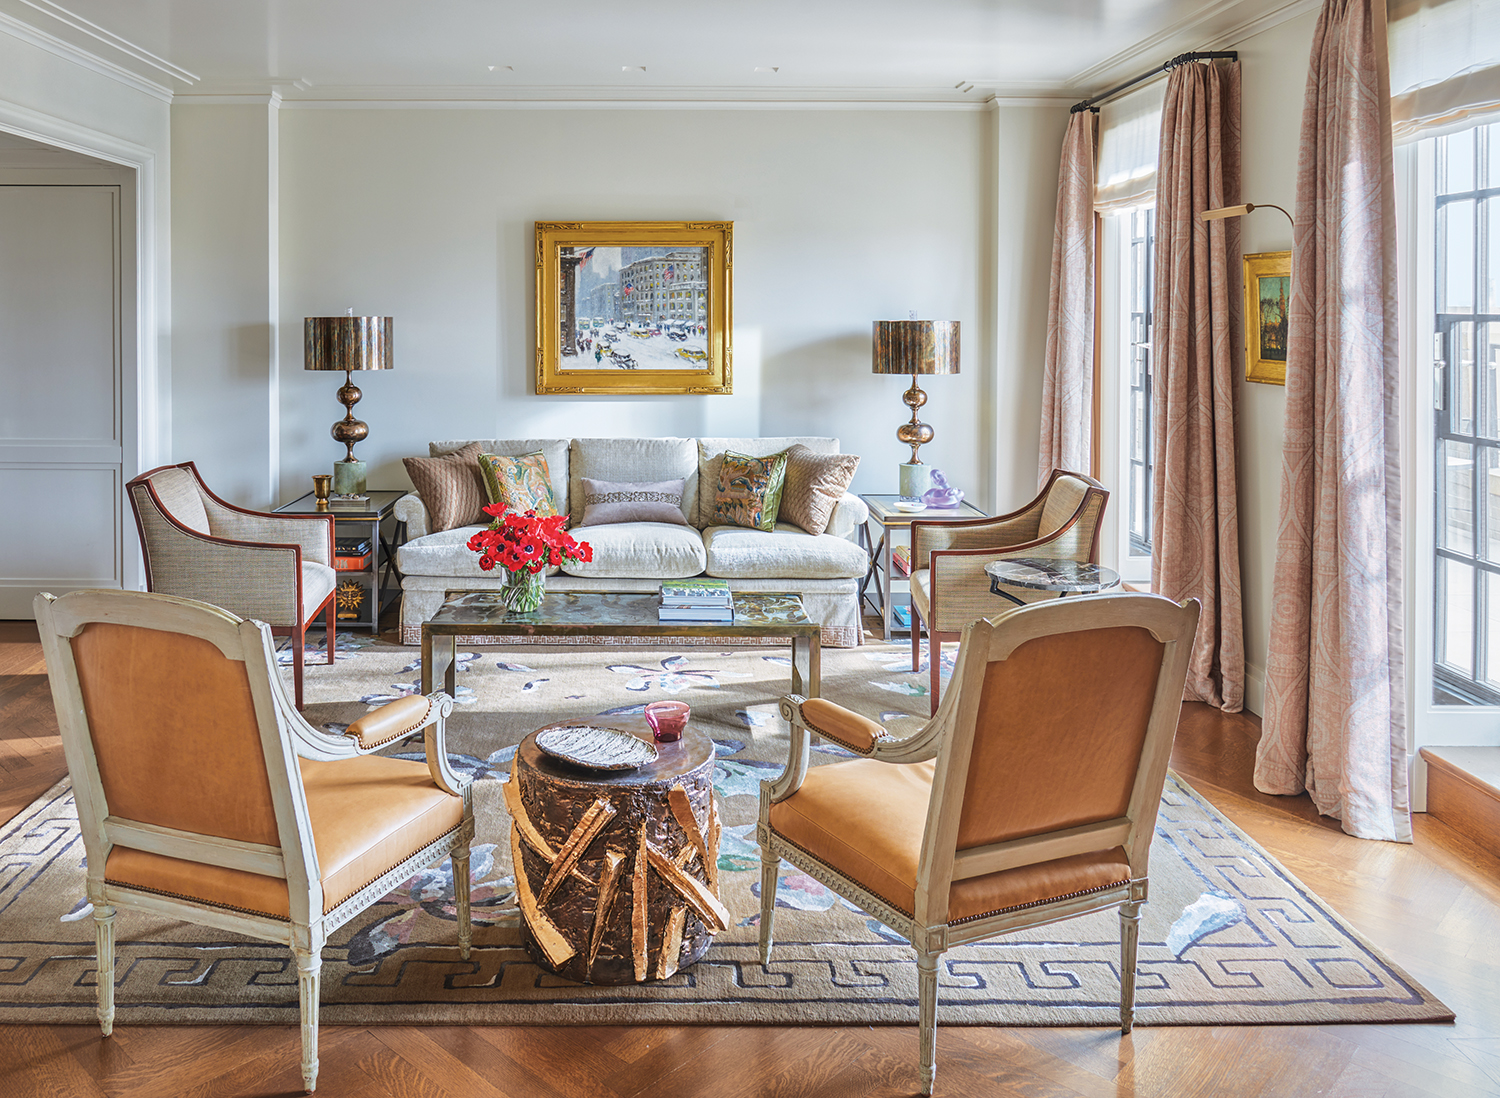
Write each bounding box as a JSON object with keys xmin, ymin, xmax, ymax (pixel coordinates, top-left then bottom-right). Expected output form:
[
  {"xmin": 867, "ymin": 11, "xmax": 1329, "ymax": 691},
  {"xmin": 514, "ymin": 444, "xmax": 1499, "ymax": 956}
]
[
  {"xmin": 1389, "ymin": 0, "xmax": 1500, "ymax": 141},
  {"xmin": 1095, "ymin": 81, "xmax": 1166, "ymax": 213}
]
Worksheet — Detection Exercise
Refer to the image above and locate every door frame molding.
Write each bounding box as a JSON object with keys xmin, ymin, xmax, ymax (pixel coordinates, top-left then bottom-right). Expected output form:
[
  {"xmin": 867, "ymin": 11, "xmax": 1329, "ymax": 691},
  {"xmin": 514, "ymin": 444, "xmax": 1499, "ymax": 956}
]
[{"xmin": 0, "ymin": 96, "xmax": 160, "ymax": 593}]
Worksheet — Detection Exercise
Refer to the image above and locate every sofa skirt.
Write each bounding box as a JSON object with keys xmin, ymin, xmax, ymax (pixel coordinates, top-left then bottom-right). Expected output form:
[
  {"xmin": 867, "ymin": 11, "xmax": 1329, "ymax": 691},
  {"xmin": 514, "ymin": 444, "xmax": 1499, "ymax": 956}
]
[{"xmin": 398, "ymin": 574, "xmax": 863, "ymax": 648}]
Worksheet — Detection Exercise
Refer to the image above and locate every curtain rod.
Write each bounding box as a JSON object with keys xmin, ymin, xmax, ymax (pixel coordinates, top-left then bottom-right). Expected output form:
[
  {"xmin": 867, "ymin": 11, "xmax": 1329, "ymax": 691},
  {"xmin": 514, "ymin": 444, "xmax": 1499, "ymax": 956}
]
[{"xmin": 1069, "ymin": 50, "xmax": 1238, "ymax": 114}]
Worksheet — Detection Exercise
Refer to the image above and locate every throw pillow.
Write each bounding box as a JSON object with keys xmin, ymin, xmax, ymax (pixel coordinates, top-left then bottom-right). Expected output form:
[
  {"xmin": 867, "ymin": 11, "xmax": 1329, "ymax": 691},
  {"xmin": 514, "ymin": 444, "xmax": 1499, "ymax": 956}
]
[
  {"xmin": 710, "ymin": 449, "xmax": 790, "ymax": 532},
  {"xmin": 478, "ymin": 450, "xmax": 560, "ymax": 517},
  {"xmin": 401, "ymin": 442, "xmax": 486, "ymax": 533},
  {"xmin": 579, "ymin": 478, "xmax": 690, "ymax": 526},
  {"xmin": 780, "ymin": 445, "xmax": 860, "ymax": 535}
]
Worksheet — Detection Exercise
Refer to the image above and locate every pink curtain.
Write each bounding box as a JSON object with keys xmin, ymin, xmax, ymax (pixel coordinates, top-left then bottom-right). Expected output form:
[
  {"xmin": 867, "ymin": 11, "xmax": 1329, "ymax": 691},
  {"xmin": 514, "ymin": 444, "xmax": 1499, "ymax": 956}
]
[
  {"xmin": 1038, "ymin": 109, "xmax": 1097, "ymax": 485},
  {"xmin": 1254, "ymin": 0, "xmax": 1409, "ymax": 843},
  {"xmin": 1150, "ymin": 59, "xmax": 1247, "ymax": 713}
]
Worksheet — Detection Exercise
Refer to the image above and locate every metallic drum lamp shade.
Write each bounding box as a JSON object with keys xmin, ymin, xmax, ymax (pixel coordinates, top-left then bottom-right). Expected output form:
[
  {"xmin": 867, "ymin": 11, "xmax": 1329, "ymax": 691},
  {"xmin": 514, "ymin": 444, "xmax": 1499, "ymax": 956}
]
[
  {"xmin": 304, "ymin": 315, "xmax": 393, "ymax": 496},
  {"xmin": 873, "ymin": 320, "xmax": 960, "ymax": 497}
]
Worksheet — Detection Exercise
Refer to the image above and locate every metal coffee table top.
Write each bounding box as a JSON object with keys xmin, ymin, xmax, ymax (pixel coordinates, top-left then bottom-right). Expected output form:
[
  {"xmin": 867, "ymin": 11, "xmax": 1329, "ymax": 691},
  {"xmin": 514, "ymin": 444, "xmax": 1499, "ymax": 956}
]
[{"xmin": 426, "ymin": 590, "xmax": 818, "ymax": 637}]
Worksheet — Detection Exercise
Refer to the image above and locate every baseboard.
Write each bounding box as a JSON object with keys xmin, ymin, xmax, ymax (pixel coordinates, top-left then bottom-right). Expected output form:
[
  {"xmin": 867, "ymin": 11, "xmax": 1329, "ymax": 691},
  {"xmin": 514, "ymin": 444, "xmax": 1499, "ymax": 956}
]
[
  {"xmin": 1420, "ymin": 747, "xmax": 1500, "ymax": 847},
  {"xmin": 1243, "ymin": 661, "xmax": 1265, "ymax": 717}
]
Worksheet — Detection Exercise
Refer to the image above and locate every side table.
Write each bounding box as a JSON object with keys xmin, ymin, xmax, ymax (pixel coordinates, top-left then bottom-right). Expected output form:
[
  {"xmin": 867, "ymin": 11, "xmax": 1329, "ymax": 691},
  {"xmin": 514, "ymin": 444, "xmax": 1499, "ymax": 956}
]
[
  {"xmin": 507, "ymin": 717, "xmax": 727, "ymax": 985},
  {"xmin": 273, "ymin": 489, "xmax": 406, "ymax": 632},
  {"xmin": 984, "ymin": 557, "xmax": 1122, "ymax": 606},
  {"xmin": 859, "ymin": 494, "xmax": 987, "ymax": 642}
]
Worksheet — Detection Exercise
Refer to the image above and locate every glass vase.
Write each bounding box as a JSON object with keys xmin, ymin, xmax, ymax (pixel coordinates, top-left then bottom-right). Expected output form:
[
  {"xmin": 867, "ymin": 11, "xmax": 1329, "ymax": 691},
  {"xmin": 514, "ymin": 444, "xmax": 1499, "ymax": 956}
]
[{"xmin": 500, "ymin": 568, "xmax": 545, "ymax": 615}]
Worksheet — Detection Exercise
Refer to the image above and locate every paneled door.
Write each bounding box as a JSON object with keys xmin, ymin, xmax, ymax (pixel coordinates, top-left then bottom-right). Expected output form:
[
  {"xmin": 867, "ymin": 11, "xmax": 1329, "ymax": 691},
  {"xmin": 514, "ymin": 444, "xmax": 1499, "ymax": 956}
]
[{"xmin": 0, "ymin": 185, "xmax": 123, "ymax": 618}]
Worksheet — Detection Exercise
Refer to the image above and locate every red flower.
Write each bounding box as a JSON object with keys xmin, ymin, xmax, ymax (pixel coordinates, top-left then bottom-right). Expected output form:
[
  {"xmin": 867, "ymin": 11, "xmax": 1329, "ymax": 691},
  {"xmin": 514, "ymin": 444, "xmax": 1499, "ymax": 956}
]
[{"xmin": 467, "ymin": 505, "xmax": 591, "ymax": 574}]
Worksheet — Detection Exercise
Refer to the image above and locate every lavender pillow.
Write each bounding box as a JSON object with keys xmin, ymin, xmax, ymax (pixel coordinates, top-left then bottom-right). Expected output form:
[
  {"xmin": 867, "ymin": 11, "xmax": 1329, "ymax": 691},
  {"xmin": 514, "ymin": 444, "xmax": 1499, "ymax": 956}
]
[{"xmin": 579, "ymin": 478, "xmax": 690, "ymax": 526}]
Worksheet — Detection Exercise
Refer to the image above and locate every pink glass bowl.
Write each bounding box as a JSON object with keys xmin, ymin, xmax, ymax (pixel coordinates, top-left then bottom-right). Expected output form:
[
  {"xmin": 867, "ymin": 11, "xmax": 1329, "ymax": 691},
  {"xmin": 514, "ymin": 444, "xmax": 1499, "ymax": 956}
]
[{"xmin": 644, "ymin": 700, "xmax": 690, "ymax": 743}]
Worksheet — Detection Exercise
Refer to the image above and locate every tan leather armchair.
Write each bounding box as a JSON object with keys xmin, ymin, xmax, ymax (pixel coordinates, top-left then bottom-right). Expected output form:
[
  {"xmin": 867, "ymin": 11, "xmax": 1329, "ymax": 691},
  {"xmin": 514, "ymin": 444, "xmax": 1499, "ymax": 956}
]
[
  {"xmin": 127, "ymin": 461, "xmax": 336, "ymax": 709},
  {"xmin": 757, "ymin": 593, "xmax": 1198, "ymax": 1095},
  {"xmin": 34, "ymin": 588, "xmax": 474, "ymax": 1094},
  {"xmin": 910, "ymin": 468, "xmax": 1108, "ymax": 713}
]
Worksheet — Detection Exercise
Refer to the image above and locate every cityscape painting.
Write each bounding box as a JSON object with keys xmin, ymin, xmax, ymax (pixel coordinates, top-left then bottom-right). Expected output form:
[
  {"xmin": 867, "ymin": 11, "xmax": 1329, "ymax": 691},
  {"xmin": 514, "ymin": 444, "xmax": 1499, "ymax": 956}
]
[{"xmin": 535, "ymin": 222, "xmax": 732, "ymax": 395}]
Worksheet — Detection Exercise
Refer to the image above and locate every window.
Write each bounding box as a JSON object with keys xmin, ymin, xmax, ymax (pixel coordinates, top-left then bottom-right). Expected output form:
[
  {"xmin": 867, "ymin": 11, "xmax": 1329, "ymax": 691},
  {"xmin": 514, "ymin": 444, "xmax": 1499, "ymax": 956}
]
[
  {"xmin": 1433, "ymin": 122, "xmax": 1500, "ymax": 704},
  {"xmin": 1125, "ymin": 207, "xmax": 1155, "ymax": 556}
]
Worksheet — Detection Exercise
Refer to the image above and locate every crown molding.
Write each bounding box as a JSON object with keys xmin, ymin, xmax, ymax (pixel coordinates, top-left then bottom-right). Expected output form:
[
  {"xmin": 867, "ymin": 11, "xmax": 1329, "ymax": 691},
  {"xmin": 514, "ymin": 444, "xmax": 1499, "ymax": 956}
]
[
  {"xmin": 184, "ymin": 83, "xmax": 1007, "ymax": 111},
  {"xmin": 0, "ymin": 9, "xmax": 173, "ymax": 102},
  {"xmin": 16, "ymin": 0, "xmax": 196, "ymax": 84},
  {"xmin": 1065, "ymin": 0, "xmax": 1317, "ymax": 97}
]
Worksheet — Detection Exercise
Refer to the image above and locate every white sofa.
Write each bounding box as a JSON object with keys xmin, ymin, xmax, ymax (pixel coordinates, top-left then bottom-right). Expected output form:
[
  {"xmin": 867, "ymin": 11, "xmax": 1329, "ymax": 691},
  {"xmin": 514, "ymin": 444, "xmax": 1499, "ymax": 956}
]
[{"xmin": 394, "ymin": 436, "xmax": 871, "ymax": 647}]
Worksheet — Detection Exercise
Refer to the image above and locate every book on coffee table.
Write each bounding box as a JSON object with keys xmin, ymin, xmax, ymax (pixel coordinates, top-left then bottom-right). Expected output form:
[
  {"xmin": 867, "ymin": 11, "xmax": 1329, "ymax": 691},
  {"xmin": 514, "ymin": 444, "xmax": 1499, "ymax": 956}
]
[{"xmin": 659, "ymin": 578, "xmax": 732, "ymax": 607}]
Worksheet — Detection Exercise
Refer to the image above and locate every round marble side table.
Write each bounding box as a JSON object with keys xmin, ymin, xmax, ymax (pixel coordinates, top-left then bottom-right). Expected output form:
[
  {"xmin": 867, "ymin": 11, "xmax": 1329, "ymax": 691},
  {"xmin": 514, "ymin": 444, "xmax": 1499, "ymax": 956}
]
[{"xmin": 984, "ymin": 557, "xmax": 1122, "ymax": 607}]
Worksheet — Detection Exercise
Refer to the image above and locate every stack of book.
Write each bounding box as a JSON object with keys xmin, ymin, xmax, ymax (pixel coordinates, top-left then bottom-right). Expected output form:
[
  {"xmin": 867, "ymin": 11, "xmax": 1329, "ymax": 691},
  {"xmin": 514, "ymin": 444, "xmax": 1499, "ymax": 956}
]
[
  {"xmin": 892, "ymin": 544, "xmax": 912, "ymax": 576},
  {"xmin": 333, "ymin": 536, "xmax": 371, "ymax": 572},
  {"xmin": 659, "ymin": 578, "xmax": 733, "ymax": 622}
]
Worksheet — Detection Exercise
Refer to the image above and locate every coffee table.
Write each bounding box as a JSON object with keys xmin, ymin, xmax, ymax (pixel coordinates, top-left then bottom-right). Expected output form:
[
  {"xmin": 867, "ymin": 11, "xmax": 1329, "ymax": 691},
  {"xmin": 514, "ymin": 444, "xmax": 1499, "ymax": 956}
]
[{"xmin": 420, "ymin": 590, "xmax": 821, "ymax": 699}]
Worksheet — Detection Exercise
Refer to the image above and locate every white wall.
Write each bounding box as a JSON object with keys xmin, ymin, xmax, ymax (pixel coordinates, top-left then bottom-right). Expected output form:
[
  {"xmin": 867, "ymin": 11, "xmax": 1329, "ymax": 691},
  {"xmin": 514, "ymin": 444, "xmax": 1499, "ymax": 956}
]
[
  {"xmin": 1228, "ymin": 8, "xmax": 1317, "ymax": 714},
  {"xmin": 259, "ymin": 105, "xmax": 1063, "ymax": 513}
]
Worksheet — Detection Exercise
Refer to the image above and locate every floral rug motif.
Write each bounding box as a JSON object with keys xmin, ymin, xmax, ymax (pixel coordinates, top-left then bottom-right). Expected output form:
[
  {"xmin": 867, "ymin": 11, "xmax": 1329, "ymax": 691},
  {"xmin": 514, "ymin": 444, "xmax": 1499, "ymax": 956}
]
[{"xmin": 0, "ymin": 637, "xmax": 1451, "ymax": 1027}]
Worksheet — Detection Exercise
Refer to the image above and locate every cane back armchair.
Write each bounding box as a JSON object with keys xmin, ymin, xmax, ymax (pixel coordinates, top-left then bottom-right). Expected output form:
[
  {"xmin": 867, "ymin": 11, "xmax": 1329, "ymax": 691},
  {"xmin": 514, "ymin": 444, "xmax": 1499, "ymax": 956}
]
[
  {"xmin": 35, "ymin": 588, "xmax": 474, "ymax": 1093},
  {"xmin": 127, "ymin": 461, "xmax": 337, "ymax": 709},
  {"xmin": 758, "ymin": 592, "xmax": 1198, "ymax": 1094},
  {"xmin": 910, "ymin": 468, "xmax": 1108, "ymax": 712}
]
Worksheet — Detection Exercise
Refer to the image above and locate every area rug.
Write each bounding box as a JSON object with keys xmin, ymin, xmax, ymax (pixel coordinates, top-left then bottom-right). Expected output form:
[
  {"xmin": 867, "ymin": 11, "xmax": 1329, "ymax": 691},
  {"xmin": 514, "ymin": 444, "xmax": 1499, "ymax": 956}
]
[{"xmin": 0, "ymin": 634, "xmax": 1452, "ymax": 1027}]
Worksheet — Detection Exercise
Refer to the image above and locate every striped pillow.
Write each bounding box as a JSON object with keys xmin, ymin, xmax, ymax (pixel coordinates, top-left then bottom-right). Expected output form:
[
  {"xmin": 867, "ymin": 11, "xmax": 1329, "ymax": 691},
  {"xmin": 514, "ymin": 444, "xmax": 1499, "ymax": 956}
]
[{"xmin": 401, "ymin": 443, "xmax": 486, "ymax": 532}]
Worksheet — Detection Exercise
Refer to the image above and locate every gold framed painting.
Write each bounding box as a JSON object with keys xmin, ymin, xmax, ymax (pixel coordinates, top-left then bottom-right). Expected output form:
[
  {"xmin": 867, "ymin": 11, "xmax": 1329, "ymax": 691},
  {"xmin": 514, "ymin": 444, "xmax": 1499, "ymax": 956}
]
[
  {"xmin": 535, "ymin": 221, "xmax": 733, "ymax": 395},
  {"xmin": 1243, "ymin": 250, "xmax": 1291, "ymax": 385}
]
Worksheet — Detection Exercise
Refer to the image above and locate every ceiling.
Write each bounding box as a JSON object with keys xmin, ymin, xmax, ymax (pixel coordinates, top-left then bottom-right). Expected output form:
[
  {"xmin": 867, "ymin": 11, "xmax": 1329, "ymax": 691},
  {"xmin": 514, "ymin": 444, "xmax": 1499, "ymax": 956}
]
[{"xmin": 0, "ymin": 0, "xmax": 1311, "ymax": 103}]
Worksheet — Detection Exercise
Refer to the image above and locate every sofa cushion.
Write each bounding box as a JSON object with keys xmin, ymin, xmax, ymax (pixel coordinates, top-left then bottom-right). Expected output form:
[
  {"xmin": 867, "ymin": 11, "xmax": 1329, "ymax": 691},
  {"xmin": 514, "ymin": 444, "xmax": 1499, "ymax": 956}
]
[
  {"xmin": 704, "ymin": 524, "xmax": 869, "ymax": 579},
  {"xmin": 431, "ymin": 439, "xmax": 569, "ymax": 516},
  {"xmin": 569, "ymin": 438, "xmax": 697, "ymax": 528},
  {"xmin": 397, "ymin": 525, "xmax": 559, "ymax": 578},
  {"xmin": 560, "ymin": 521, "xmax": 707, "ymax": 579},
  {"xmin": 780, "ymin": 445, "xmax": 861, "ymax": 536},
  {"xmin": 709, "ymin": 449, "xmax": 790, "ymax": 532},
  {"xmin": 696, "ymin": 437, "xmax": 839, "ymax": 527},
  {"xmin": 402, "ymin": 443, "xmax": 487, "ymax": 532},
  {"xmin": 478, "ymin": 450, "xmax": 560, "ymax": 517},
  {"xmin": 580, "ymin": 477, "xmax": 690, "ymax": 526}
]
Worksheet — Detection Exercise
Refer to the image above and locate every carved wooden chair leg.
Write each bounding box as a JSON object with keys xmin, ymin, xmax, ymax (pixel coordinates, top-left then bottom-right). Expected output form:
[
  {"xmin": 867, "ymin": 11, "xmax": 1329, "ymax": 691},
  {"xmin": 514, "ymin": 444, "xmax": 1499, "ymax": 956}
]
[
  {"xmin": 93, "ymin": 903, "xmax": 115, "ymax": 1037},
  {"xmin": 757, "ymin": 847, "xmax": 779, "ymax": 965},
  {"xmin": 1119, "ymin": 897, "xmax": 1143, "ymax": 1033},
  {"xmin": 295, "ymin": 947, "xmax": 321, "ymax": 1092},
  {"xmin": 324, "ymin": 597, "xmax": 336, "ymax": 665},
  {"xmin": 917, "ymin": 948, "xmax": 940, "ymax": 1095},
  {"xmin": 454, "ymin": 844, "xmax": 473, "ymax": 961}
]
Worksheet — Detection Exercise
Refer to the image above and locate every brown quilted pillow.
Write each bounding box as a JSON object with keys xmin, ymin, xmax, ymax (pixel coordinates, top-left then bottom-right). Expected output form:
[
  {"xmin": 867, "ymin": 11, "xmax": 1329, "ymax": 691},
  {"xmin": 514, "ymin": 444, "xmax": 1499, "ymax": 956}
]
[
  {"xmin": 779, "ymin": 445, "xmax": 860, "ymax": 535},
  {"xmin": 402, "ymin": 442, "xmax": 486, "ymax": 532}
]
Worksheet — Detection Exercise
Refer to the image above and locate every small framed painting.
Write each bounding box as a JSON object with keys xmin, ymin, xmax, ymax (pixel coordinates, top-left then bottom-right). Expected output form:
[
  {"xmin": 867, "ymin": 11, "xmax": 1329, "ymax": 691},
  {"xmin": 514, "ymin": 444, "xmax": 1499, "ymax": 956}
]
[
  {"xmin": 1243, "ymin": 250, "xmax": 1291, "ymax": 385},
  {"xmin": 534, "ymin": 221, "xmax": 733, "ymax": 395}
]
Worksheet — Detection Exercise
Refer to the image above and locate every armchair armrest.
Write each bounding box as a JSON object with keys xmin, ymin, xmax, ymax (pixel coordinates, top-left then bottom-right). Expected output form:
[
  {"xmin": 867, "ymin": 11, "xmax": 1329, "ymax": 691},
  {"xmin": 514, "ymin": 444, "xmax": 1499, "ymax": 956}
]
[
  {"xmin": 286, "ymin": 689, "xmax": 466, "ymax": 795},
  {"xmin": 345, "ymin": 694, "xmax": 434, "ymax": 750},
  {"xmin": 824, "ymin": 492, "xmax": 869, "ymax": 541},
  {"xmin": 199, "ymin": 496, "xmax": 334, "ymax": 567},
  {"xmin": 142, "ymin": 518, "xmax": 305, "ymax": 625},
  {"xmin": 763, "ymin": 693, "xmax": 947, "ymax": 806},
  {"xmin": 911, "ymin": 505, "xmax": 1045, "ymax": 568},
  {"xmin": 394, "ymin": 492, "xmax": 429, "ymax": 540}
]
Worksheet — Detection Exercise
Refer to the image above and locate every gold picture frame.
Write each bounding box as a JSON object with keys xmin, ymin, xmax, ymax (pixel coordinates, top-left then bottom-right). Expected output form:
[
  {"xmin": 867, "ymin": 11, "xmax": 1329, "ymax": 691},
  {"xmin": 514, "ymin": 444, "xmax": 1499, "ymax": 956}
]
[
  {"xmin": 1243, "ymin": 250, "xmax": 1291, "ymax": 385},
  {"xmin": 535, "ymin": 221, "xmax": 732, "ymax": 395}
]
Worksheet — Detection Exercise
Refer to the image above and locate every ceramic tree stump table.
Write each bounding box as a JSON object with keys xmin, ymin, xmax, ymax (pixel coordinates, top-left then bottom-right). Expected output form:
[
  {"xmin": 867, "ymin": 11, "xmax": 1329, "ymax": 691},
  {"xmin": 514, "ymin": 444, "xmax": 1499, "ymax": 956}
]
[{"xmin": 505, "ymin": 718, "xmax": 727, "ymax": 985}]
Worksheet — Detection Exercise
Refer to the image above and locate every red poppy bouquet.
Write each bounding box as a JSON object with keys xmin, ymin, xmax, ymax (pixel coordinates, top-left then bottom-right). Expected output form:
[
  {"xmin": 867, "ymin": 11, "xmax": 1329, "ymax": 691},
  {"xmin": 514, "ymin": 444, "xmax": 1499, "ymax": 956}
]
[{"xmin": 466, "ymin": 504, "xmax": 592, "ymax": 574}]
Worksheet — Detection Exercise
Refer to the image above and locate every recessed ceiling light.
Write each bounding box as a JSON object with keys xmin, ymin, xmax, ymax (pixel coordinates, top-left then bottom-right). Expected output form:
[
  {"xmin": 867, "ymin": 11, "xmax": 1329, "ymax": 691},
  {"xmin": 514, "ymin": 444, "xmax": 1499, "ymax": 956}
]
[
  {"xmin": 622, "ymin": 65, "xmax": 646, "ymax": 72},
  {"xmin": 488, "ymin": 65, "xmax": 513, "ymax": 72},
  {"xmin": 755, "ymin": 66, "xmax": 779, "ymax": 73}
]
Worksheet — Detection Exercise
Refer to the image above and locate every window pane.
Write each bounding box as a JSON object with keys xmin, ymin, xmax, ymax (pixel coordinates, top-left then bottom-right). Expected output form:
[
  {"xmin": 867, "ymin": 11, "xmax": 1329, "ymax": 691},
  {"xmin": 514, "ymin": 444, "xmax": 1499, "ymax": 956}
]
[
  {"xmin": 1441, "ymin": 558, "xmax": 1475, "ymax": 676},
  {"xmin": 1444, "ymin": 129, "xmax": 1476, "ymax": 194},
  {"xmin": 1485, "ymin": 322, "xmax": 1500, "ymax": 441},
  {"xmin": 1488, "ymin": 123, "xmax": 1500, "ymax": 189},
  {"xmin": 1454, "ymin": 321, "xmax": 1477, "ymax": 436},
  {"xmin": 1487, "ymin": 197, "xmax": 1500, "ymax": 314},
  {"xmin": 1441, "ymin": 200, "xmax": 1476, "ymax": 313},
  {"xmin": 1487, "ymin": 572, "xmax": 1500, "ymax": 688},
  {"xmin": 1445, "ymin": 440, "xmax": 1475, "ymax": 554}
]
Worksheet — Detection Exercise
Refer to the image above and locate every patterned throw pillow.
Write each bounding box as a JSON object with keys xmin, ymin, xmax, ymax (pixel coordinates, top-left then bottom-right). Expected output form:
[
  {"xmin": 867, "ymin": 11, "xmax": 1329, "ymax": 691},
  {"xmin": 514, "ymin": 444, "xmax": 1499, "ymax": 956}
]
[
  {"xmin": 579, "ymin": 478, "xmax": 690, "ymax": 526},
  {"xmin": 710, "ymin": 449, "xmax": 790, "ymax": 532},
  {"xmin": 780, "ymin": 445, "xmax": 860, "ymax": 535},
  {"xmin": 402, "ymin": 442, "xmax": 487, "ymax": 532},
  {"xmin": 478, "ymin": 450, "xmax": 559, "ymax": 517}
]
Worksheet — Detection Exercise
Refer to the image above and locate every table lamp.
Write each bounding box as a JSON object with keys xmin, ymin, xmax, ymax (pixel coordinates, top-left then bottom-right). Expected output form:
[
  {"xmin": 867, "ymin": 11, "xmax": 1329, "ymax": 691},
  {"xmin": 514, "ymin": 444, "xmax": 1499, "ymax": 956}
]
[
  {"xmin": 872, "ymin": 319, "xmax": 960, "ymax": 498},
  {"xmin": 304, "ymin": 311, "xmax": 393, "ymax": 497}
]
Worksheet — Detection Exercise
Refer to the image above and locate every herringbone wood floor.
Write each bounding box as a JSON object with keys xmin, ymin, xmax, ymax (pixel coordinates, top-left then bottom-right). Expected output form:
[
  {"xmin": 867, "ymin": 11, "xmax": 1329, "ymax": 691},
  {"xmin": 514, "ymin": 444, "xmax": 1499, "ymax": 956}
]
[{"xmin": 2, "ymin": 619, "xmax": 1498, "ymax": 1098}]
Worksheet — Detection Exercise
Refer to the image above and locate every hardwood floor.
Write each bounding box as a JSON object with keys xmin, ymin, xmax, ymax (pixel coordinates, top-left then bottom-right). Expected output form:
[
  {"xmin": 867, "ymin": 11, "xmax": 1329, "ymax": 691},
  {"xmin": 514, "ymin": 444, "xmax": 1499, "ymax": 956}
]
[{"xmin": 2, "ymin": 621, "xmax": 1498, "ymax": 1098}]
